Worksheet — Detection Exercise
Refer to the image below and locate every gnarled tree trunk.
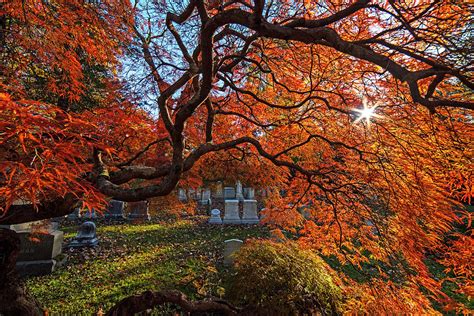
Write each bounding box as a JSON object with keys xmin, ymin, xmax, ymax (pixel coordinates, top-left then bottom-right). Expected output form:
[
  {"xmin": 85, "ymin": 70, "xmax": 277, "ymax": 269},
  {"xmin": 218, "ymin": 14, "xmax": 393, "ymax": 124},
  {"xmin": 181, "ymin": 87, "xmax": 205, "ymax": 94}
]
[{"xmin": 0, "ymin": 229, "xmax": 43, "ymax": 316}]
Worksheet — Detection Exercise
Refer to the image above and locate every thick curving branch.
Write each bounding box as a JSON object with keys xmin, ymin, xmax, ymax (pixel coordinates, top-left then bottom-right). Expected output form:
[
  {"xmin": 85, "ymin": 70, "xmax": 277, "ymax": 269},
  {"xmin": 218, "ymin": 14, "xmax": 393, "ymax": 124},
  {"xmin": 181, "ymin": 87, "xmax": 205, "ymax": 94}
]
[{"xmin": 106, "ymin": 290, "xmax": 239, "ymax": 316}]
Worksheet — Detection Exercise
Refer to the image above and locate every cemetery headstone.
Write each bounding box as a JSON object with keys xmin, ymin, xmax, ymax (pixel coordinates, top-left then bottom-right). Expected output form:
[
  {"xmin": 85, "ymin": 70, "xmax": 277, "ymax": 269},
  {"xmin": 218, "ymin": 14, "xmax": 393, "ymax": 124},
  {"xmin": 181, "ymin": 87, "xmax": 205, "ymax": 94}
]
[
  {"xmin": 66, "ymin": 208, "xmax": 81, "ymax": 220},
  {"xmin": 223, "ymin": 200, "xmax": 241, "ymax": 224},
  {"xmin": 236, "ymin": 181, "xmax": 244, "ymax": 201},
  {"xmin": 178, "ymin": 188, "xmax": 187, "ymax": 202},
  {"xmin": 13, "ymin": 221, "xmax": 65, "ymax": 277},
  {"xmin": 67, "ymin": 221, "xmax": 99, "ymax": 248},
  {"xmin": 244, "ymin": 187, "xmax": 255, "ymax": 199},
  {"xmin": 208, "ymin": 209, "xmax": 223, "ymax": 224},
  {"xmin": 214, "ymin": 182, "xmax": 224, "ymax": 198},
  {"xmin": 224, "ymin": 187, "xmax": 236, "ymax": 200},
  {"xmin": 223, "ymin": 239, "xmax": 243, "ymax": 266},
  {"xmin": 201, "ymin": 188, "xmax": 211, "ymax": 205},
  {"xmin": 105, "ymin": 200, "xmax": 125, "ymax": 219},
  {"xmin": 188, "ymin": 188, "xmax": 196, "ymax": 200},
  {"xmin": 83, "ymin": 209, "xmax": 97, "ymax": 219},
  {"xmin": 128, "ymin": 201, "xmax": 151, "ymax": 221},
  {"xmin": 242, "ymin": 200, "xmax": 259, "ymax": 224}
]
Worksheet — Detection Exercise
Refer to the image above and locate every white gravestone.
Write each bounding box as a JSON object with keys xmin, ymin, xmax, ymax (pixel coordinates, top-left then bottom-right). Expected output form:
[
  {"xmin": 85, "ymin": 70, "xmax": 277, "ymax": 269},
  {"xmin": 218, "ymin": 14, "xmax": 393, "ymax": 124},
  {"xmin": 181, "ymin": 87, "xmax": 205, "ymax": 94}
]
[
  {"xmin": 235, "ymin": 181, "xmax": 244, "ymax": 201},
  {"xmin": 223, "ymin": 200, "xmax": 241, "ymax": 224},
  {"xmin": 223, "ymin": 239, "xmax": 243, "ymax": 266},
  {"xmin": 208, "ymin": 209, "xmax": 223, "ymax": 224},
  {"xmin": 242, "ymin": 200, "xmax": 259, "ymax": 224}
]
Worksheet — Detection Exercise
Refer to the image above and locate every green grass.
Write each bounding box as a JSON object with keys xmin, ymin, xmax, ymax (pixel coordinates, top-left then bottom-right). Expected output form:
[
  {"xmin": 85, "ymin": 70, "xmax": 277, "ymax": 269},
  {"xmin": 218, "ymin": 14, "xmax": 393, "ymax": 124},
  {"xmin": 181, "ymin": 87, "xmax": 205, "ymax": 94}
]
[{"xmin": 26, "ymin": 217, "xmax": 269, "ymax": 314}]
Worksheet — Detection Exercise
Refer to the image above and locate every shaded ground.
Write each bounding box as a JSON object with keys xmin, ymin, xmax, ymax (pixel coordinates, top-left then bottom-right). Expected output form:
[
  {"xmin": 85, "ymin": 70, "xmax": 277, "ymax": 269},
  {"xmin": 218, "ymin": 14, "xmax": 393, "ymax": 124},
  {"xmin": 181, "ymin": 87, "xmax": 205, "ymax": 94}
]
[{"xmin": 26, "ymin": 217, "xmax": 269, "ymax": 314}]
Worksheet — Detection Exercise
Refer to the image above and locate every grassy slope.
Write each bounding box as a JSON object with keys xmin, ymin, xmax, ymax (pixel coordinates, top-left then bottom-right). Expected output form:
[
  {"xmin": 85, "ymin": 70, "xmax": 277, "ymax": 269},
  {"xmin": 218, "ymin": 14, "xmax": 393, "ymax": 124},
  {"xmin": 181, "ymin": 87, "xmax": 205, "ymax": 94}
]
[{"xmin": 26, "ymin": 218, "xmax": 269, "ymax": 314}]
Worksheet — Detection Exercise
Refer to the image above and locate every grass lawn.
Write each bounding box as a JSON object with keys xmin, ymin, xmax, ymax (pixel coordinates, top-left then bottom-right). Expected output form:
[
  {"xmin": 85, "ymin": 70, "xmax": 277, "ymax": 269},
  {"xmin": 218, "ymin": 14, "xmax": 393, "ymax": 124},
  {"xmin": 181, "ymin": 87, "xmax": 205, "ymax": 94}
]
[{"xmin": 26, "ymin": 217, "xmax": 269, "ymax": 314}]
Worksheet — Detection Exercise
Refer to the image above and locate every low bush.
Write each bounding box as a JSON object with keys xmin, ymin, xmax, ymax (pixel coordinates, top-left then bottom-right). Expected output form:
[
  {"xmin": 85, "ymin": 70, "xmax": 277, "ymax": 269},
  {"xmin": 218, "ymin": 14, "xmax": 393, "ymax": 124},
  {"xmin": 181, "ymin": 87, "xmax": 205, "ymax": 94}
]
[{"xmin": 228, "ymin": 240, "xmax": 343, "ymax": 315}]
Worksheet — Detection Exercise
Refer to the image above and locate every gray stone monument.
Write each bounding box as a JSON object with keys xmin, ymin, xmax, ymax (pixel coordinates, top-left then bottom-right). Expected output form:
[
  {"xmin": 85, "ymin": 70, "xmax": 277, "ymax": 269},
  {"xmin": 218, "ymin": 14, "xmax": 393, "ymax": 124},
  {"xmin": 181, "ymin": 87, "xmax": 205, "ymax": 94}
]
[
  {"xmin": 223, "ymin": 239, "xmax": 243, "ymax": 266},
  {"xmin": 242, "ymin": 200, "xmax": 259, "ymax": 224},
  {"xmin": 12, "ymin": 221, "xmax": 65, "ymax": 277},
  {"xmin": 244, "ymin": 187, "xmax": 255, "ymax": 199},
  {"xmin": 67, "ymin": 221, "xmax": 99, "ymax": 248},
  {"xmin": 235, "ymin": 181, "xmax": 244, "ymax": 201},
  {"xmin": 201, "ymin": 188, "xmax": 211, "ymax": 205},
  {"xmin": 105, "ymin": 200, "xmax": 125, "ymax": 219},
  {"xmin": 214, "ymin": 182, "xmax": 223, "ymax": 198},
  {"xmin": 208, "ymin": 209, "xmax": 223, "ymax": 224},
  {"xmin": 224, "ymin": 187, "xmax": 236, "ymax": 200},
  {"xmin": 178, "ymin": 188, "xmax": 187, "ymax": 202},
  {"xmin": 128, "ymin": 201, "xmax": 151, "ymax": 221},
  {"xmin": 223, "ymin": 200, "xmax": 241, "ymax": 224}
]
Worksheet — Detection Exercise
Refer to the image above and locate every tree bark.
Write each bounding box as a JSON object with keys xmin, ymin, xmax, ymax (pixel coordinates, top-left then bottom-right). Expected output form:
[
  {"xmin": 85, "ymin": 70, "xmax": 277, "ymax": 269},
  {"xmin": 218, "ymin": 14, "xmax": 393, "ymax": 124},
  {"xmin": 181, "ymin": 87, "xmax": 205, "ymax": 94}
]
[
  {"xmin": 106, "ymin": 290, "xmax": 240, "ymax": 316},
  {"xmin": 0, "ymin": 229, "xmax": 43, "ymax": 316}
]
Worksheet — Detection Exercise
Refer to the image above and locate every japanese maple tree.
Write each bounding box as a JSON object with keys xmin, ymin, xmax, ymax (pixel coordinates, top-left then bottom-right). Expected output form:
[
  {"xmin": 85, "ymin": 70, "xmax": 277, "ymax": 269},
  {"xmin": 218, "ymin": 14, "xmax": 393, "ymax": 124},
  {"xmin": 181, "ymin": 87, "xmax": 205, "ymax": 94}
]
[{"xmin": 1, "ymin": 0, "xmax": 473, "ymax": 314}]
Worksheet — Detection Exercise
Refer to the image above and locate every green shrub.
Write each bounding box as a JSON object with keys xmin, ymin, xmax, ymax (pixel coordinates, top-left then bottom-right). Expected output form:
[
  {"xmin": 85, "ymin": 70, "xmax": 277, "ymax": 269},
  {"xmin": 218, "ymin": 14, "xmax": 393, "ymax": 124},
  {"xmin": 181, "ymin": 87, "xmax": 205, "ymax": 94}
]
[{"xmin": 228, "ymin": 240, "xmax": 343, "ymax": 315}]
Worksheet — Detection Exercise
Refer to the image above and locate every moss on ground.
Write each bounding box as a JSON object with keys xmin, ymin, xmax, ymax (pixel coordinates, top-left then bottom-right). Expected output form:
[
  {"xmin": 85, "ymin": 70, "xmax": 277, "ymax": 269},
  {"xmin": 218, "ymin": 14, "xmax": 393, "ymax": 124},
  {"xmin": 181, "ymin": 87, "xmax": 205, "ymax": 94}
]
[{"xmin": 26, "ymin": 217, "xmax": 269, "ymax": 314}]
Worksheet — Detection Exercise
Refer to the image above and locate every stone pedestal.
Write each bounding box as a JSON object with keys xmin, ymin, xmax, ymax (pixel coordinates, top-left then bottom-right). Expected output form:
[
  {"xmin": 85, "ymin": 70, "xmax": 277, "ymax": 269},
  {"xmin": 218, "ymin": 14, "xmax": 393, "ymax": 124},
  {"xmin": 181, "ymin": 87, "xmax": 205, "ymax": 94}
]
[
  {"xmin": 242, "ymin": 200, "xmax": 259, "ymax": 224},
  {"xmin": 223, "ymin": 239, "xmax": 243, "ymax": 266},
  {"xmin": 208, "ymin": 209, "xmax": 223, "ymax": 224},
  {"xmin": 17, "ymin": 260, "xmax": 57, "ymax": 277},
  {"xmin": 105, "ymin": 200, "xmax": 125, "ymax": 219},
  {"xmin": 224, "ymin": 187, "xmax": 236, "ymax": 200},
  {"xmin": 223, "ymin": 200, "xmax": 241, "ymax": 224},
  {"xmin": 128, "ymin": 201, "xmax": 151, "ymax": 221}
]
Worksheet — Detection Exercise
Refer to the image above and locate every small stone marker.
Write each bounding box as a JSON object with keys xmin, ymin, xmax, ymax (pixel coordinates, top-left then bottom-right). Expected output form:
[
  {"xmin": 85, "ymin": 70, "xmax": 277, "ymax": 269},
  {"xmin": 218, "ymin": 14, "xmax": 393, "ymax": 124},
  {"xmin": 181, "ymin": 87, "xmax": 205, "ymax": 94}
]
[
  {"xmin": 242, "ymin": 200, "xmax": 259, "ymax": 224},
  {"xmin": 208, "ymin": 209, "xmax": 223, "ymax": 224},
  {"xmin": 105, "ymin": 200, "xmax": 125, "ymax": 219},
  {"xmin": 235, "ymin": 181, "xmax": 244, "ymax": 201},
  {"xmin": 128, "ymin": 201, "xmax": 151, "ymax": 221},
  {"xmin": 67, "ymin": 221, "xmax": 99, "ymax": 248},
  {"xmin": 224, "ymin": 187, "xmax": 236, "ymax": 199},
  {"xmin": 83, "ymin": 209, "xmax": 97, "ymax": 219},
  {"xmin": 223, "ymin": 239, "xmax": 243, "ymax": 266},
  {"xmin": 223, "ymin": 200, "xmax": 241, "ymax": 224}
]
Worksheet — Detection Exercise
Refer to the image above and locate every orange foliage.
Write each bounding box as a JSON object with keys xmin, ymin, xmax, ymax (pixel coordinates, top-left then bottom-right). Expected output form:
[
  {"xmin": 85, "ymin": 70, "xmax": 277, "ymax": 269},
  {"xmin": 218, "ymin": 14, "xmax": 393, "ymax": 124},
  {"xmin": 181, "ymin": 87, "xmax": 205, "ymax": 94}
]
[{"xmin": 1, "ymin": 0, "xmax": 473, "ymax": 313}]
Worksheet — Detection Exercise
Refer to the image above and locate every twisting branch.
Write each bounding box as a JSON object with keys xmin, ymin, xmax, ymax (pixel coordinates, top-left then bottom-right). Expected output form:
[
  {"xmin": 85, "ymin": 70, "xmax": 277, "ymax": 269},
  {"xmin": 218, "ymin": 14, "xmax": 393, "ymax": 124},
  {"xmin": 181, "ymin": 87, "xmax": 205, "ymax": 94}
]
[{"xmin": 106, "ymin": 290, "xmax": 240, "ymax": 316}]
